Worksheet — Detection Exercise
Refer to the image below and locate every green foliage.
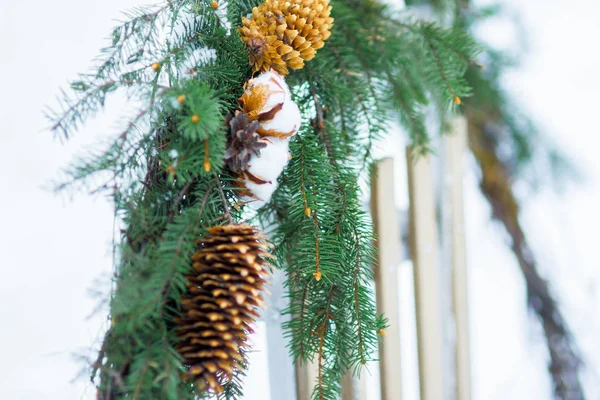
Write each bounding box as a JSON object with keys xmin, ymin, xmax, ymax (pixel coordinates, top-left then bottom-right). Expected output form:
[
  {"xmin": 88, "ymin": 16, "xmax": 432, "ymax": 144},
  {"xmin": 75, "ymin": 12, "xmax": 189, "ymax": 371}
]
[
  {"xmin": 288, "ymin": 0, "xmax": 480, "ymax": 154},
  {"xmin": 169, "ymin": 81, "xmax": 223, "ymax": 141},
  {"xmin": 262, "ymin": 125, "xmax": 386, "ymax": 399},
  {"xmin": 50, "ymin": 0, "xmax": 480, "ymax": 398}
]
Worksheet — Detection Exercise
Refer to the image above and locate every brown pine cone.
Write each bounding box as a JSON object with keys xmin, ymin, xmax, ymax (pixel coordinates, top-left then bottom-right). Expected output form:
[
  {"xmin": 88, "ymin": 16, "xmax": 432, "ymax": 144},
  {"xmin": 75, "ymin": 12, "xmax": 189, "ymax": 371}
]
[
  {"xmin": 175, "ymin": 224, "xmax": 273, "ymax": 393},
  {"xmin": 224, "ymin": 111, "xmax": 269, "ymax": 171}
]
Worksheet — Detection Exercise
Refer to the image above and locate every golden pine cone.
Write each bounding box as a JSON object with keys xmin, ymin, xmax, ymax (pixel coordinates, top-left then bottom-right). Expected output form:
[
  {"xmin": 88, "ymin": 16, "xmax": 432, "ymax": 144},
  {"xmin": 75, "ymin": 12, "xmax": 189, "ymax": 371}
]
[
  {"xmin": 176, "ymin": 224, "xmax": 273, "ymax": 393},
  {"xmin": 239, "ymin": 0, "xmax": 334, "ymax": 75}
]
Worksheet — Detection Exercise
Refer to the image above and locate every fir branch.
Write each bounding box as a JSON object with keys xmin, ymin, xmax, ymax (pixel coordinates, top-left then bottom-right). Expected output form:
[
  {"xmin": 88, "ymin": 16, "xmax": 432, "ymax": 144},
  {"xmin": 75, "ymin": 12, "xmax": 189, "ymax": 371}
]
[
  {"xmin": 325, "ymin": 41, "xmax": 379, "ymax": 167},
  {"xmin": 352, "ymin": 228, "xmax": 366, "ymax": 365},
  {"xmin": 423, "ymin": 30, "xmax": 460, "ymax": 103}
]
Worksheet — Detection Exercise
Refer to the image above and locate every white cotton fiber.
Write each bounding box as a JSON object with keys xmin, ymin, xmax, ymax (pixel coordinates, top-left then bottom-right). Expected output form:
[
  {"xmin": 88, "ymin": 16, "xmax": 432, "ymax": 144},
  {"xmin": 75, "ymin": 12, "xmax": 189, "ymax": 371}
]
[
  {"xmin": 237, "ymin": 71, "xmax": 300, "ymax": 208},
  {"xmin": 246, "ymin": 70, "xmax": 291, "ymax": 112},
  {"xmin": 243, "ymin": 179, "xmax": 279, "ymax": 208},
  {"xmin": 260, "ymin": 100, "xmax": 301, "ymax": 137},
  {"xmin": 241, "ymin": 137, "xmax": 291, "ymax": 208},
  {"xmin": 246, "ymin": 137, "xmax": 290, "ymax": 183}
]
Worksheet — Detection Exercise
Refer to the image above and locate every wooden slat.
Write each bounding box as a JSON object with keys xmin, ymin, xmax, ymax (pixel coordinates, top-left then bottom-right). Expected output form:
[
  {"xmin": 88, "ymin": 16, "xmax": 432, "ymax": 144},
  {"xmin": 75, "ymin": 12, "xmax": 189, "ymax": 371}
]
[
  {"xmin": 295, "ymin": 360, "xmax": 318, "ymax": 400},
  {"xmin": 406, "ymin": 148, "xmax": 444, "ymax": 400},
  {"xmin": 445, "ymin": 116, "xmax": 472, "ymax": 400},
  {"xmin": 370, "ymin": 157, "xmax": 403, "ymax": 400},
  {"xmin": 265, "ymin": 269, "xmax": 298, "ymax": 399},
  {"xmin": 341, "ymin": 369, "xmax": 367, "ymax": 400}
]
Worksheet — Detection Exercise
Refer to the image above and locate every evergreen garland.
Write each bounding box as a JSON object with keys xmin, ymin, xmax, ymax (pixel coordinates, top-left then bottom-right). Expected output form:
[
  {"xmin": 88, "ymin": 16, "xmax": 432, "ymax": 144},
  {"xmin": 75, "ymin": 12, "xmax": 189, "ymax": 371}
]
[{"xmin": 49, "ymin": 0, "xmax": 480, "ymax": 398}]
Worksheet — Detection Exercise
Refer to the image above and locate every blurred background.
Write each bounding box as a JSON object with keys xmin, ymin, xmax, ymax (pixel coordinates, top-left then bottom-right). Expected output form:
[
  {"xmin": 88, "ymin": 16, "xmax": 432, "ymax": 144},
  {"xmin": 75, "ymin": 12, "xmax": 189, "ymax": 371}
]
[{"xmin": 0, "ymin": 0, "xmax": 598, "ymax": 398}]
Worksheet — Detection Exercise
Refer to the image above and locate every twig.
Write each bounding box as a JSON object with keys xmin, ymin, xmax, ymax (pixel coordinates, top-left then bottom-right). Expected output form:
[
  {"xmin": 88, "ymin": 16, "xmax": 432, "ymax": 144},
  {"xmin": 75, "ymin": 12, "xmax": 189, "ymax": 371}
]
[
  {"xmin": 169, "ymin": 180, "xmax": 193, "ymax": 222},
  {"xmin": 298, "ymin": 282, "xmax": 311, "ymax": 358},
  {"xmin": 214, "ymin": 174, "xmax": 233, "ymax": 223},
  {"xmin": 198, "ymin": 181, "xmax": 216, "ymax": 219},
  {"xmin": 423, "ymin": 32, "xmax": 459, "ymax": 101}
]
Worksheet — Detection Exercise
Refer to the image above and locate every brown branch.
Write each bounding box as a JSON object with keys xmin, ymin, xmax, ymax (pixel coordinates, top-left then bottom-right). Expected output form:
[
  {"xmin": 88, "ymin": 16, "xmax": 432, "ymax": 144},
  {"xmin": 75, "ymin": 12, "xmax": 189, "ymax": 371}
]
[
  {"xmin": 298, "ymin": 147, "xmax": 321, "ymax": 280},
  {"xmin": 423, "ymin": 33, "xmax": 459, "ymax": 102},
  {"xmin": 168, "ymin": 180, "xmax": 193, "ymax": 223},
  {"xmin": 467, "ymin": 110, "xmax": 584, "ymax": 399},
  {"xmin": 214, "ymin": 174, "xmax": 233, "ymax": 223}
]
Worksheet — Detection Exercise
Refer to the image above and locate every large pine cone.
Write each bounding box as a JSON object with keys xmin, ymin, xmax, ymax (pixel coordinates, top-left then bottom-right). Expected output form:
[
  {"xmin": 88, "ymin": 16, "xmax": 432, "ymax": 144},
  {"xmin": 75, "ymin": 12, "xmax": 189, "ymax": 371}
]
[
  {"xmin": 239, "ymin": 0, "xmax": 334, "ymax": 75},
  {"xmin": 176, "ymin": 224, "xmax": 273, "ymax": 393}
]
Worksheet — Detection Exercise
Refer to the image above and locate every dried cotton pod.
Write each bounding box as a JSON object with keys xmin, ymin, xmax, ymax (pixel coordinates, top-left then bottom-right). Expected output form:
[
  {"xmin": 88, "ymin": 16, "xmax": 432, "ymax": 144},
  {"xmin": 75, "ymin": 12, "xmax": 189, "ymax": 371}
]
[
  {"xmin": 239, "ymin": 70, "xmax": 301, "ymax": 139},
  {"xmin": 230, "ymin": 70, "xmax": 300, "ymax": 207}
]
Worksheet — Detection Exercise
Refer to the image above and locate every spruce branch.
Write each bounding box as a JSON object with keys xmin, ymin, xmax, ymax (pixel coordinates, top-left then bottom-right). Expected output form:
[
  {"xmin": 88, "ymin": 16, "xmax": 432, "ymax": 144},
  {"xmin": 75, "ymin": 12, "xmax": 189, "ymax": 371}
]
[
  {"xmin": 352, "ymin": 224, "xmax": 368, "ymax": 366},
  {"xmin": 424, "ymin": 32, "xmax": 461, "ymax": 104}
]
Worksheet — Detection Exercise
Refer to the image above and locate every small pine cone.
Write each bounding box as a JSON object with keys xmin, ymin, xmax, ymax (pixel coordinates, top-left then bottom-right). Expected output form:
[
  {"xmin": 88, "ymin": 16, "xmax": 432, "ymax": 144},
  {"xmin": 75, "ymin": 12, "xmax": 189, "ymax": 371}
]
[
  {"xmin": 176, "ymin": 224, "xmax": 273, "ymax": 393},
  {"xmin": 225, "ymin": 111, "xmax": 268, "ymax": 171},
  {"xmin": 239, "ymin": 0, "xmax": 334, "ymax": 75}
]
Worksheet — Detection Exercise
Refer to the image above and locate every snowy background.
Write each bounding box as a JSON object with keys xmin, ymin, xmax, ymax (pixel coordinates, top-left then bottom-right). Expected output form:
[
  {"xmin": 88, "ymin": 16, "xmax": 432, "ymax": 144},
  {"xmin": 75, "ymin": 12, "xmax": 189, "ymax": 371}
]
[{"xmin": 1, "ymin": 0, "xmax": 599, "ymax": 398}]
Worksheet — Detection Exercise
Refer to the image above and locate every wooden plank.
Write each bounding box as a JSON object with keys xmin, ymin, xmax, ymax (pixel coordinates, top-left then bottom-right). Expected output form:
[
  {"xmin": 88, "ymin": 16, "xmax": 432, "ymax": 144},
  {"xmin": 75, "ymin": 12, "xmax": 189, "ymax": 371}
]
[
  {"xmin": 445, "ymin": 116, "xmax": 472, "ymax": 400},
  {"xmin": 265, "ymin": 268, "xmax": 298, "ymax": 399},
  {"xmin": 370, "ymin": 157, "xmax": 403, "ymax": 400},
  {"xmin": 406, "ymin": 148, "xmax": 444, "ymax": 400},
  {"xmin": 295, "ymin": 359, "xmax": 318, "ymax": 400},
  {"xmin": 341, "ymin": 369, "xmax": 368, "ymax": 400}
]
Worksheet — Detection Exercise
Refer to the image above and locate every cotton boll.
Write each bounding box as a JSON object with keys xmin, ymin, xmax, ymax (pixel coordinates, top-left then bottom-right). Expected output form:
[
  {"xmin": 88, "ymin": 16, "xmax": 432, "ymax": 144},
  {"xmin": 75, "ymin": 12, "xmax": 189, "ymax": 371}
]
[
  {"xmin": 235, "ymin": 70, "xmax": 299, "ymax": 207},
  {"xmin": 260, "ymin": 100, "xmax": 301, "ymax": 138},
  {"xmin": 240, "ymin": 137, "xmax": 290, "ymax": 207},
  {"xmin": 250, "ymin": 70, "xmax": 291, "ymax": 97},
  {"xmin": 246, "ymin": 137, "xmax": 290, "ymax": 183},
  {"xmin": 246, "ymin": 70, "xmax": 291, "ymax": 112},
  {"xmin": 243, "ymin": 179, "xmax": 279, "ymax": 207},
  {"xmin": 240, "ymin": 70, "xmax": 302, "ymax": 139}
]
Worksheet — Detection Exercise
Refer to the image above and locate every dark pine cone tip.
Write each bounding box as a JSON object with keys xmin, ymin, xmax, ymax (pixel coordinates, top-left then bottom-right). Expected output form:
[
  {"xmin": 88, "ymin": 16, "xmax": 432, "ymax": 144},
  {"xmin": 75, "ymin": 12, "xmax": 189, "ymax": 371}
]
[{"xmin": 224, "ymin": 111, "xmax": 267, "ymax": 171}]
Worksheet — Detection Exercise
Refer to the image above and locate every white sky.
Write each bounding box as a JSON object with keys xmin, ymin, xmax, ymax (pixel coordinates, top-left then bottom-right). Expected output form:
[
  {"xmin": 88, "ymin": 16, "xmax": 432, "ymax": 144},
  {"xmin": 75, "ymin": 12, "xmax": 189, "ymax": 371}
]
[{"xmin": 1, "ymin": 0, "xmax": 599, "ymax": 399}]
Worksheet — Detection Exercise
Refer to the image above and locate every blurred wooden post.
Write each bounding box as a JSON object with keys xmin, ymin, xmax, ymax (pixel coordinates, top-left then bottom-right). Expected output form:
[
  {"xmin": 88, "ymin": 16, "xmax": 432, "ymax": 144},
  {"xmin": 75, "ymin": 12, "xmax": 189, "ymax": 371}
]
[
  {"xmin": 341, "ymin": 370, "xmax": 367, "ymax": 400},
  {"xmin": 370, "ymin": 157, "xmax": 403, "ymax": 400},
  {"xmin": 296, "ymin": 360, "xmax": 318, "ymax": 400},
  {"xmin": 445, "ymin": 116, "xmax": 472, "ymax": 400},
  {"xmin": 407, "ymin": 148, "xmax": 444, "ymax": 400},
  {"xmin": 265, "ymin": 269, "xmax": 298, "ymax": 399}
]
